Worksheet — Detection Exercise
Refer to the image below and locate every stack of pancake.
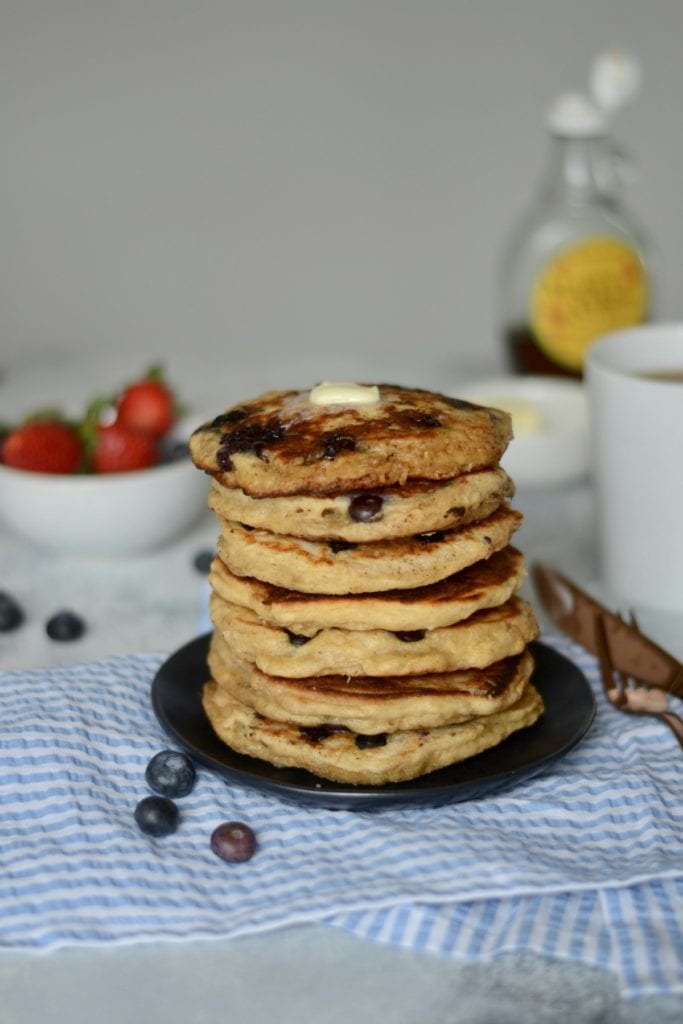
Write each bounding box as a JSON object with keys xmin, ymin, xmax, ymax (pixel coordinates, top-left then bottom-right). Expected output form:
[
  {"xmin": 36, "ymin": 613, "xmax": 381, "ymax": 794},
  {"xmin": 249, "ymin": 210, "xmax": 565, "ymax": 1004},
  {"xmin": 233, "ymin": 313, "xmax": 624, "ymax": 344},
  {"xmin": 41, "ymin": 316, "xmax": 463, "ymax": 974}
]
[{"xmin": 189, "ymin": 382, "xmax": 542, "ymax": 786}]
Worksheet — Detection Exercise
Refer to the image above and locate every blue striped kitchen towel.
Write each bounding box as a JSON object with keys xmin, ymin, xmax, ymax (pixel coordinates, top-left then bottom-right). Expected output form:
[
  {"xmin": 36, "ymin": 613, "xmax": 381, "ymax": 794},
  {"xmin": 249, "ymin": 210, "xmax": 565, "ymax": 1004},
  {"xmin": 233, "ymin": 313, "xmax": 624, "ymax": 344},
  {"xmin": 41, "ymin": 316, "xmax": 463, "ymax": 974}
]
[{"xmin": 1, "ymin": 633, "xmax": 682, "ymax": 998}]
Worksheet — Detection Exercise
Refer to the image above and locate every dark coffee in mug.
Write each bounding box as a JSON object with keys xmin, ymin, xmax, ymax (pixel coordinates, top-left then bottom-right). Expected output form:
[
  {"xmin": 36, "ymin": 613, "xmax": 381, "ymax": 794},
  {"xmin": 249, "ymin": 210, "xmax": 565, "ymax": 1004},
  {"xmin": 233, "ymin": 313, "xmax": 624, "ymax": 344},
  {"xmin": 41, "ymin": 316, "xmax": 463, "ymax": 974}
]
[{"xmin": 635, "ymin": 368, "xmax": 683, "ymax": 382}]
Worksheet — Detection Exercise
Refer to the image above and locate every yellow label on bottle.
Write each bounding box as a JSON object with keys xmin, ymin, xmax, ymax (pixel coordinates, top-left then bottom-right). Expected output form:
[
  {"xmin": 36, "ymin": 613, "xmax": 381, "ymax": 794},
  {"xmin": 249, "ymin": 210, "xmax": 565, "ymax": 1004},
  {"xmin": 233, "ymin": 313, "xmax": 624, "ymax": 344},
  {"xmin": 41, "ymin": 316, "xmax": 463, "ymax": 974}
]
[{"xmin": 530, "ymin": 237, "xmax": 648, "ymax": 372}]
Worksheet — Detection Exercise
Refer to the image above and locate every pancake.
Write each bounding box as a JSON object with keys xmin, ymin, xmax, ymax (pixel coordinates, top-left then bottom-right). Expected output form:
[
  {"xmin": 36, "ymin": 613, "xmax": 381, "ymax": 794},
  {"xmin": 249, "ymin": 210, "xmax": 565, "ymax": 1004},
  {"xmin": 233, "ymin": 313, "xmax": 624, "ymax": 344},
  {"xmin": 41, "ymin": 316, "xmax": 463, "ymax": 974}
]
[
  {"xmin": 215, "ymin": 505, "xmax": 523, "ymax": 594},
  {"xmin": 207, "ymin": 635, "xmax": 535, "ymax": 733},
  {"xmin": 209, "ymin": 593, "xmax": 539, "ymax": 677},
  {"xmin": 207, "ymin": 467, "xmax": 514, "ymax": 542},
  {"xmin": 208, "ymin": 545, "xmax": 526, "ymax": 633},
  {"xmin": 201, "ymin": 678, "xmax": 544, "ymax": 785},
  {"xmin": 192, "ymin": 380, "xmax": 541, "ymax": 788},
  {"xmin": 189, "ymin": 385, "xmax": 512, "ymax": 496}
]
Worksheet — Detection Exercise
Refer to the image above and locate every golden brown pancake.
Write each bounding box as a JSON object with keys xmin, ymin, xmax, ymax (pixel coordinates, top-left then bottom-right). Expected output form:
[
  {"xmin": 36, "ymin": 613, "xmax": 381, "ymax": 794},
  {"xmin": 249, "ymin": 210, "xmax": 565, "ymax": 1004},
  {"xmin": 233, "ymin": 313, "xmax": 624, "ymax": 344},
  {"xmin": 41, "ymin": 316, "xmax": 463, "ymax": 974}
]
[
  {"xmin": 209, "ymin": 593, "xmax": 539, "ymax": 677},
  {"xmin": 207, "ymin": 635, "xmax": 535, "ymax": 733},
  {"xmin": 207, "ymin": 467, "xmax": 514, "ymax": 542},
  {"xmin": 201, "ymin": 678, "xmax": 544, "ymax": 785},
  {"xmin": 214, "ymin": 506, "xmax": 523, "ymax": 594},
  {"xmin": 208, "ymin": 545, "xmax": 526, "ymax": 633},
  {"xmin": 189, "ymin": 385, "xmax": 512, "ymax": 496}
]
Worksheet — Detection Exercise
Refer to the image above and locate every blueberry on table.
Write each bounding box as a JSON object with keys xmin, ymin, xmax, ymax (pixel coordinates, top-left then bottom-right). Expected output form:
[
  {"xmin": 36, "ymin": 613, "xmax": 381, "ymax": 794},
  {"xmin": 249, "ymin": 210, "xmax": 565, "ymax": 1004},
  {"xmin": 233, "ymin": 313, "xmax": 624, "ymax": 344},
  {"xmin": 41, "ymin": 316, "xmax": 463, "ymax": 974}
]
[
  {"xmin": 192, "ymin": 549, "xmax": 214, "ymax": 574},
  {"xmin": 210, "ymin": 821, "xmax": 257, "ymax": 863},
  {"xmin": 134, "ymin": 795, "xmax": 179, "ymax": 837},
  {"xmin": 145, "ymin": 750, "xmax": 196, "ymax": 798},
  {"xmin": 160, "ymin": 439, "xmax": 190, "ymax": 463},
  {"xmin": 45, "ymin": 610, "xmax": 86, "ymax": 641},
  {"xmin": 0, "ymin": 592, "xmax": 25, "ymax": 632}
]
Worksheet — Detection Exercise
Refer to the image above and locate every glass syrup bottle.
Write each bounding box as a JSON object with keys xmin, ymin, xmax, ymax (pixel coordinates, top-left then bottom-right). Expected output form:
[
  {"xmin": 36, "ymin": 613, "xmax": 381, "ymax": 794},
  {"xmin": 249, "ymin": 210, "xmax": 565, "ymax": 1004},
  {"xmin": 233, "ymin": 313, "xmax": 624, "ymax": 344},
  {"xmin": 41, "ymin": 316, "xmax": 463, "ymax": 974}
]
[{"xmin": 500, "ymin": 50, "xmax": 653, "ymax": 377}]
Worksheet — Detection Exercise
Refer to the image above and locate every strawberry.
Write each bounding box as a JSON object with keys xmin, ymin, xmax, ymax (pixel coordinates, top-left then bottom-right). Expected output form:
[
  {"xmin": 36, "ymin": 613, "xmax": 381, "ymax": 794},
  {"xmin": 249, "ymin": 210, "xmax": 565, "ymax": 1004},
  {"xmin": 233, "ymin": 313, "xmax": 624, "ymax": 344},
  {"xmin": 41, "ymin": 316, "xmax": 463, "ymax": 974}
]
[
  {"xmin": 2, "ymin": 420, "xmax": 83, "ymax": 474},
  {"xmin": 91, "ymin": 423, "xmax": 159, "ymax": 474},
  {"xmin": 115, "ymin": 368, "xmax": 176, "ymax": 439}
]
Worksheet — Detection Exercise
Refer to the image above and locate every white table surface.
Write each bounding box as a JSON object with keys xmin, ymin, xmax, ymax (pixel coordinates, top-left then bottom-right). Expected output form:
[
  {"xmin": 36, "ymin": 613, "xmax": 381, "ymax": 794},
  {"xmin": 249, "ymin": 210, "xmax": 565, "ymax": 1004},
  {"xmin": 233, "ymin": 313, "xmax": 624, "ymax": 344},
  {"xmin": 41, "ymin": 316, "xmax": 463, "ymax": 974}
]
[{"xmin": 1, "ymin": 368, "xmax": 682, "ymax": 1022}]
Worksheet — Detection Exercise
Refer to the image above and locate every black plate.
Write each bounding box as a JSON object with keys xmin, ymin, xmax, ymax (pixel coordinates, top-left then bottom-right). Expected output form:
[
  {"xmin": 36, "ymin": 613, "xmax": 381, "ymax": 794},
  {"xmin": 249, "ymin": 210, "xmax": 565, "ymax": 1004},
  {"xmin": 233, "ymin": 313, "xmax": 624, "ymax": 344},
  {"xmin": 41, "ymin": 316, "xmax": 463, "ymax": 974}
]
[{"xmin": 151, "ymin": 636, "xmax": 595, "ymax": 811}]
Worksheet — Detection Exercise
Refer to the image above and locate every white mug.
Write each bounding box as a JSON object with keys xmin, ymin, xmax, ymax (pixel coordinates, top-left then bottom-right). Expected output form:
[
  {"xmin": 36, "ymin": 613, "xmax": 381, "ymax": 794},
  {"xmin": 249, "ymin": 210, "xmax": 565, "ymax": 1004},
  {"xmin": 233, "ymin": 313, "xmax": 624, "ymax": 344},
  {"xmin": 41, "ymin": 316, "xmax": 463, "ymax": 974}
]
[{"xmin": 585, "ymin": 323, "xmax": 683, "ymax": 612}]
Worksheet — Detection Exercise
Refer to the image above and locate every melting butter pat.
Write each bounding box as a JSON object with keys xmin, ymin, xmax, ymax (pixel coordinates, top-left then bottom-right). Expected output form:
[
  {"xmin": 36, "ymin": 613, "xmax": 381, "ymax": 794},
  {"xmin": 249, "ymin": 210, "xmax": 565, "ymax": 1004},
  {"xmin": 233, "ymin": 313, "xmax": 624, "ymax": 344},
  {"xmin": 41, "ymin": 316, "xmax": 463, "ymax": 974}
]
[
  {"xmin": 309, "ymin": 381, "xmax": 380, "ymax": 407},
  {"xmin": 486, "ymin": 396, "xmax": 544, "ymax": 436}
]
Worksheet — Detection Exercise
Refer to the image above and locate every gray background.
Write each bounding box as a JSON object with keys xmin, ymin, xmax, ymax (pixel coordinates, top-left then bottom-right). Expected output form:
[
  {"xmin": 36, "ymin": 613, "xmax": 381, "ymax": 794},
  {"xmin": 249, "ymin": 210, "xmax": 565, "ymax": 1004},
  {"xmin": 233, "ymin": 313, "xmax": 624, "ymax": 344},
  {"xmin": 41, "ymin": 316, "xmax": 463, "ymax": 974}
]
[{"xmin": 2, "ymin": 0, "xmax": 681, "ymax": 406}]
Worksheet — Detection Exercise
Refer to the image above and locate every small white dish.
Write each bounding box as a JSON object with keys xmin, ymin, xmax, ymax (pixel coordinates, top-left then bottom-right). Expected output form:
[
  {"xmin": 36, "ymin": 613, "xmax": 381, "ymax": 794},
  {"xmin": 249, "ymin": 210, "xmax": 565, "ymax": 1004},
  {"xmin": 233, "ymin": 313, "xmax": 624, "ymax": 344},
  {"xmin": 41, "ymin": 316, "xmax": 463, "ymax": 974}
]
[
  {"xmin": 454, "ymin": 376, "xmax": 589, "ymax": 486},
  {"xmin": 0, "ymin": 415, "xmax": 210, "ymax": 556}
]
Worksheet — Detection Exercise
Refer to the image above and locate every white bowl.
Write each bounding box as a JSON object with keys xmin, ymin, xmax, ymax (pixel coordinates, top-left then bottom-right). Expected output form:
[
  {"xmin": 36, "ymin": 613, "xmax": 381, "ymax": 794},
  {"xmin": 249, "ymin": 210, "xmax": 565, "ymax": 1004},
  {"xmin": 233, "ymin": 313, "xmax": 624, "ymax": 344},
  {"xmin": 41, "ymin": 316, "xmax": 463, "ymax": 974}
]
[
  {"xmin": 0, "ymin": 417, "xmax": 210, "ymax": 556},
  {"xmin": 454, "ymin": 376, "xmax": 589, "ymax": 487}
]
